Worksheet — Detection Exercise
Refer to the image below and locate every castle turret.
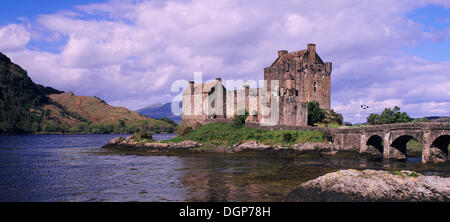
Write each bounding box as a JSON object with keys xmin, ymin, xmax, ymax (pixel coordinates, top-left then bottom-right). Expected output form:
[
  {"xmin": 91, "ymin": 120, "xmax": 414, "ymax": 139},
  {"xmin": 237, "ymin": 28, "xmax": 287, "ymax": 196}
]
[
  {"xmin": 325, "ymin": 62, "xmax": 332, "ymax": 73},
  {"xmin": 307, "ymin": 43, "xmax": 316, "ymax": 63},
  {"xmin": 189, "ymin": 81, "xmax": 195, "ymax": 93}
]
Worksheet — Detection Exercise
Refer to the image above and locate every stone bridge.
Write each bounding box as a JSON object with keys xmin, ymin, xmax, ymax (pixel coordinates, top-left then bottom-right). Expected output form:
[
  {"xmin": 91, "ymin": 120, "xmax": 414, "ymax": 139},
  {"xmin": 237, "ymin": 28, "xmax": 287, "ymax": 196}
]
[{"xmin": 329, "ymin": 122, "xmax": 450, "ymax": 164}]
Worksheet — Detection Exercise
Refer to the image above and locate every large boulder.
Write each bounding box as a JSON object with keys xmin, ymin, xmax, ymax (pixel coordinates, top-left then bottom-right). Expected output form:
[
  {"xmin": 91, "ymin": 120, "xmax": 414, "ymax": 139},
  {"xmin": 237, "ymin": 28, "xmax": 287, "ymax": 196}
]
[{"xmin": 286, "ymin": 169, "xmax": 450, "ymax": 202}]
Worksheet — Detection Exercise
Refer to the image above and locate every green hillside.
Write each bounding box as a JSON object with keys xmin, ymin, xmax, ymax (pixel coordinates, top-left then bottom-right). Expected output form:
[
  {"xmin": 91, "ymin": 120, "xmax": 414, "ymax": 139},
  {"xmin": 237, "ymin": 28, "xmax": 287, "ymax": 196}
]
[{"xmin": 0, "ymin": 52, "xmax": 174, "ymax": 134}]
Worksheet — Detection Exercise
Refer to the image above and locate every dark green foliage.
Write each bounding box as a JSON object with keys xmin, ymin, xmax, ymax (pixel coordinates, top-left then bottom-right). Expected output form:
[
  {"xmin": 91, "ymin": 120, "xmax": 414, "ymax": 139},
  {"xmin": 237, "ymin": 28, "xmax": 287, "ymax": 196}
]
[
  {"xmin": 232, "ymin": 111, "xmax": 249, "ymax": 128},
  {"xmin": 160, "ymin": 117, "xmax": 177, "ymax": 126},
  {"xmin": 36, "ymin": 85, "xmax": 63, "ymax": 95},
  {"xmin": 367, "ymin": 106, "xmax": 411, "ymax": 125},
  {"xmin": 283, "ymin": 133, "xmax": 293, "ymax": 142},
  {"xmin": 412, "ymin": 118, "xmax": 429, "ymax": 123},
  {"xmin": 132, "ymin": 131, "xmax": 154, "ymax": 142},
  {"xmin": 176, "ymin": 124, "xmax": 193, "ymax": 135},
  {"xmin": 0, "ymin": 52, "xmax": 55, "ymax": 134},
  {"xmin": 307, "ymin": 101, "xmax": 325, "ymax": 126},
  {"xmin": 118, "ymin": 119, "xmax": 126, "ymax": 128},
  {"xmin": 141, "ymin": 131, "xmax": 153, "ymax": 140}
]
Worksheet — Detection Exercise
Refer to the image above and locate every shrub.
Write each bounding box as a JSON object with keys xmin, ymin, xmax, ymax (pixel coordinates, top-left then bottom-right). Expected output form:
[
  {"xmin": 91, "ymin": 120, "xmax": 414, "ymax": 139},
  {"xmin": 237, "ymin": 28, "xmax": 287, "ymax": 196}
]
[
  {"xmin": 232, "ymin": 111, "xmax": 249, "ymax": 128},
  {"xmin": 308, "ymin": 101, "xmax": 325, "ymax": 126},
  {"xmin": 132, "ymin": 131, "xmax": 153, "ymax": 141},
  {"xmin": 141, "ymin": 131, "xmax": 153, "ymax": 139},
  {"xmin": 160, "ymin": 118, "xmax": 177, "ymax": 126},
  {"xmin": 176, "ymin": 124, "xmax": 193, "ymax": 135},
  {"xmin": 283, "ymin": 133, "xmax": 293, "ymax": 142}
]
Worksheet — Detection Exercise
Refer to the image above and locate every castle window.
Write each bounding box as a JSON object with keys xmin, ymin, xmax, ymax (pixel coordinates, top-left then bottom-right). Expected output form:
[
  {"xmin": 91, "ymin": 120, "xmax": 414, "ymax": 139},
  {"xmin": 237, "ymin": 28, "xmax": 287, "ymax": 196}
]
[
  {"xmin": 313, "ymin": 82, "xmax": 317, "ymax": 92},
  {"xmin": 208, "ymin": 87, "xmax": 215, "ymax": 95}
]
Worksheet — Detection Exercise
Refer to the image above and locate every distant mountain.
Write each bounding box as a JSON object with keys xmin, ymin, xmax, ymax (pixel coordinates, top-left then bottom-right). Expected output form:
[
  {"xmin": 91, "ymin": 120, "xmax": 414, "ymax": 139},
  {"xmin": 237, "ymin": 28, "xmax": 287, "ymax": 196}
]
[
  {"xmin": 430, "ymin": 116, "xmax": 450, "ymax": 122},
  {"xmin": 137, "ymin": 102, "xmax": 182, "ymax": 122},
  {"xmin": 0, "ymin": 52, "xmax": 174, "ymax": 134},
  {"xmin": 144, "ymin": 103, "xmax": 163, "ymax": 109}
]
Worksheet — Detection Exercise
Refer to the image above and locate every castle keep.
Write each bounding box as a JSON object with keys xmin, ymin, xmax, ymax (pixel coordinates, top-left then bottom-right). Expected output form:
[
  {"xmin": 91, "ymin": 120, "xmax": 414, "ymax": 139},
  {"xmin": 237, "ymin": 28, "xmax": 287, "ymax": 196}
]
[{"xmin": 182, "ymin": 43, "xmax": 332, "ymax": 128}]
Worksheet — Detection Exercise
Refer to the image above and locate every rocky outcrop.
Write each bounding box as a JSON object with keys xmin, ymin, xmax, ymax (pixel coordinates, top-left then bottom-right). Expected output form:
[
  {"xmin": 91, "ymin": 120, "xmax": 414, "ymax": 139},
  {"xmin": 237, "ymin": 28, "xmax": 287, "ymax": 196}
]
[
  {"xmin": 428, "ymin": 147, "xmax": 448, "ymax": 164},
  {"xmin": 230, "ymin": 141, "xmax": 273, "ymax": 152},
  {"xmin": 360, "ymin": 145, "xmax": 383, "ymax": 158},
  {"xmin": 293, "ymin": 142, "xmax": 341, "ymax": 155},
  {"xmin": 104, "ymin": 136, "xmax": 202, "ymax": 151},
  {"xmin": 105, "ymin": 137, "xmax": 347, "ymax": 155},
  {"xmin": 286, "ymin": 169, "xmax": 450, "ymax": 202}
]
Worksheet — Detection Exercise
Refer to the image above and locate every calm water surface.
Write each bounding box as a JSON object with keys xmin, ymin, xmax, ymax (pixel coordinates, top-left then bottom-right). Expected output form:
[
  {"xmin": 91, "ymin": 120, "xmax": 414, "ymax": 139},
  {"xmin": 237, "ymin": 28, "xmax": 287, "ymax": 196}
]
[{"xmin": 0, "ymin": 134, "xmax": 449, "ymax": 202}]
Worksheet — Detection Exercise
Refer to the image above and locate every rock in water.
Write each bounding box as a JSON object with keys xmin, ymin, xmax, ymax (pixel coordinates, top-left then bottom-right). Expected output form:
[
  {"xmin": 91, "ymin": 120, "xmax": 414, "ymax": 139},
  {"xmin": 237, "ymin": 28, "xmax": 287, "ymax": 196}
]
[{"xmin": 286, "ymin": 169, "xmax": 450, "ymax": 202}]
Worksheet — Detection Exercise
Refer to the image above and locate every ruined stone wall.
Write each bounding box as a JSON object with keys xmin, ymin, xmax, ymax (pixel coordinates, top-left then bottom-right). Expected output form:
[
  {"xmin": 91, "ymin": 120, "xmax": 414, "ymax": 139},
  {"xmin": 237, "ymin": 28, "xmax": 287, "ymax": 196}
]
[
  {"xmin": 280, "ymin": 97, "xmax": 308, "ymax": 126},
  {"xmin": 182, "ymin": 81, "xmax": 227, "ymax": 128}
]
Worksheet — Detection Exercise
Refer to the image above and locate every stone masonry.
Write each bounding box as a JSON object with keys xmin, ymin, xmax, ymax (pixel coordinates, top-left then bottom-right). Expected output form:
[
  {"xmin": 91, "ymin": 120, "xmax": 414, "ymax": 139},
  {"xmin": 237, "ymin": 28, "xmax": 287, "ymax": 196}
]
[{"xmin": 182, "ymin": 43, "xmax": 332, "ymax": 128}]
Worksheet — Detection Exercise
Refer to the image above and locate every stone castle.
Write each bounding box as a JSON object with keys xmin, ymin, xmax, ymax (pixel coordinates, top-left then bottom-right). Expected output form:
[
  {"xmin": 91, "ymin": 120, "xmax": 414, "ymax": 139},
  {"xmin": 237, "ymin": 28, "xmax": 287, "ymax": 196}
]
[{"xmin": 182, "ymin": 43, "xmax": 332, "ymax": 128}]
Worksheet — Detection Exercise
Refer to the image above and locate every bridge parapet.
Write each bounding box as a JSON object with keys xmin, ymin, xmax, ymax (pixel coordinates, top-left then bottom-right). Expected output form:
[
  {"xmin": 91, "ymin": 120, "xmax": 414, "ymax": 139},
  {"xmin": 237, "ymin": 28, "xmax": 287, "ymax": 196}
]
[
  {"xmin": 328, "ymin": 122, "xmax": 450, "ymax": 163},
  {"xmin": 329, "ymin": 122, "xmax": 450, "ymax": 134}
]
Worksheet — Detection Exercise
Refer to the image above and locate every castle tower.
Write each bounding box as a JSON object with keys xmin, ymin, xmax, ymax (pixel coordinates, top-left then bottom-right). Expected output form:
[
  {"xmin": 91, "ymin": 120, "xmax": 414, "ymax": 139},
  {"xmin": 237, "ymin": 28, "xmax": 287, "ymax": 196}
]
[{"xmin": 264, "ymin": 43, "xmax": 331, "ymax": 110}]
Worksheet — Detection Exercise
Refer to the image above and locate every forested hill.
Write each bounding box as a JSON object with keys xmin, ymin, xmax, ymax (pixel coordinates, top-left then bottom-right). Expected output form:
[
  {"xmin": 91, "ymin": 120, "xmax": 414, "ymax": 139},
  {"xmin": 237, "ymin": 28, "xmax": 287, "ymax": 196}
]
[
  {"xmin": 0, "ymin": 52, "xmax": 175, "ymax": 134},
  {"xmin": 0, "ymin": 52, "xmax": 61, "ymax": 133}
]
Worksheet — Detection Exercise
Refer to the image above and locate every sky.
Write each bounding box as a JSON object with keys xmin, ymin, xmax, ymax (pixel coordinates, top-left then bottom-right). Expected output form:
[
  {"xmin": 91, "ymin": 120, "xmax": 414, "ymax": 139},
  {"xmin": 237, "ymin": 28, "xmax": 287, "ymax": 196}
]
[{"xmin": 0, "ymin": 0, "xmax": 449, "ymax": 123}]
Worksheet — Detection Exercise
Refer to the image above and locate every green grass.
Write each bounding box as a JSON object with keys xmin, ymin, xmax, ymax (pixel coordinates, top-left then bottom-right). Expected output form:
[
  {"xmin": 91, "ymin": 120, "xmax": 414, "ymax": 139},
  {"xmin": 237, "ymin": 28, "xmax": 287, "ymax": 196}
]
[
  {"xmin": 406, "ymin": 139, "xmax": 422, "ymax": 155},
  {"xmin": 164, "ymin": 123, "xmax": 327, "ymax": 147},
  {"xmin": 316, "ymin": 123, "xmax": 342, "ymax": 128}
]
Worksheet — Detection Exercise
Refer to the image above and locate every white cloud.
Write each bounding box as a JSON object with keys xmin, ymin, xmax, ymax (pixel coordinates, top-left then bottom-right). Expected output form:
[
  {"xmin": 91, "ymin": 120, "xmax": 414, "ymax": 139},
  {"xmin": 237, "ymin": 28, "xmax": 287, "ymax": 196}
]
[
  {"xmin": 0, "ymin": 24, "xmax": 30, "ymax": 52},
  {"xmin": 1, "ymin": 0, "xmax": 449, "ymax": 121}
]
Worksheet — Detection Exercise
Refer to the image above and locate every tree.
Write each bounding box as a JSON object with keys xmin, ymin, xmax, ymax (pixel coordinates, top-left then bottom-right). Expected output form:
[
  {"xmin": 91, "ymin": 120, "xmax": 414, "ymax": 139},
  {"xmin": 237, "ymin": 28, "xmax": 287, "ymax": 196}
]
[
  {"xmin": 307, "ymin": 101, "xmax": 325, "ymax": 126},
  {"xmin": 366, "ymin": 106, "xmax": 411, "ymax": 125},
  {"xmin": 118, "ymin": 119, "xmax": 126, "ymax": 129}
]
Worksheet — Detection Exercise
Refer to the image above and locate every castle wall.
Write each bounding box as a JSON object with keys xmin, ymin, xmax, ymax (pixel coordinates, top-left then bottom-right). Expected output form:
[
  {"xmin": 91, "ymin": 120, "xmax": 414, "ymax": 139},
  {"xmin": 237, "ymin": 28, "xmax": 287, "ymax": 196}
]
[
  {"xmin": 182, "ymin": 80, "xmax": 227, "ymax": 128},
  {"xmin": 298, "ymin": 63, "xmax": 331, "ymax": 110},
  {"xmin": 182, "ymin": 43, "xmax": 331, "ymax": 128}
]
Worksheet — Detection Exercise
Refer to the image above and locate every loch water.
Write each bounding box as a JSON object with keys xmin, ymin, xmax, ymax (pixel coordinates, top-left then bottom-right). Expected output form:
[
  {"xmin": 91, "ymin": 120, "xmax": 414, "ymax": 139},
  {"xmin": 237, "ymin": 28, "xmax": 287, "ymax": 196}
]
[{"xmin": 0, "ymin": 134, "xmax": 449, "ymax": 202}]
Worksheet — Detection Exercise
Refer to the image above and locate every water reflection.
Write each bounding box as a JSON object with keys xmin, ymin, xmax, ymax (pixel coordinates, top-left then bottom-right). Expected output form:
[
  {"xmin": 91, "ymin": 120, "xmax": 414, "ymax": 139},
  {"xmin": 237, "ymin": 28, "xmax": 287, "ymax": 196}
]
[{"xmin": 0, "ymin": 134, "xmax": 448, "ymax": 202}]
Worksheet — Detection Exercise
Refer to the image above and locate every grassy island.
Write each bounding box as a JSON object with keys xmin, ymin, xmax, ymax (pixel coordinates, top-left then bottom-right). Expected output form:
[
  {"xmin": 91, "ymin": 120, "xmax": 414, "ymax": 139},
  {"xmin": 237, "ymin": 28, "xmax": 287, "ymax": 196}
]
[{"xmin": 133, "ymin": 123, "xmax": 329, "ymax": 147}]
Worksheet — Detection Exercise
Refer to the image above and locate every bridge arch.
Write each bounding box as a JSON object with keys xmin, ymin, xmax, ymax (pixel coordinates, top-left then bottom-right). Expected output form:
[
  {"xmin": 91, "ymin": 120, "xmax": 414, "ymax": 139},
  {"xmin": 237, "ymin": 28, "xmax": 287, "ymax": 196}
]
[
  {"xmin": 366, "ymin": 135, "xmax": 384, "ymax": 155},
  {"xmin": 431, "ymin": 135, "xmax": 450, "ymax": 158},
  {"xmin": 390, "ymin": 135, "xmax": 421, "ymax": 159}
]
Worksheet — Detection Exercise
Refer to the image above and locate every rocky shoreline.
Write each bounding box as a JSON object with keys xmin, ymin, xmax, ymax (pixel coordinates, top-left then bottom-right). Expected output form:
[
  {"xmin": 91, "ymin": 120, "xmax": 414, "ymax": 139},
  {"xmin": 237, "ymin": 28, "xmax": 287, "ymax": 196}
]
[
  {"xmin": 103, "ymin": 135, "xmax": 345, "ymax": 155},
  {"xmin": 285, "ymin": 169, "xmax": 450, "ymax": 202}
]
